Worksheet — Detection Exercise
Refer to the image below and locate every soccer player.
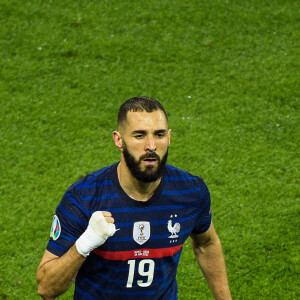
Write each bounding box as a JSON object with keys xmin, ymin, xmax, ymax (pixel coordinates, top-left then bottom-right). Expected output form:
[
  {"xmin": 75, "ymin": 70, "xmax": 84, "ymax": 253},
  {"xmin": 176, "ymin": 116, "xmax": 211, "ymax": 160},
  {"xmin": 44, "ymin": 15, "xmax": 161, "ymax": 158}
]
[{"xmin": 36, "ymin": 96, "xmax": 232, "ymax": 300}]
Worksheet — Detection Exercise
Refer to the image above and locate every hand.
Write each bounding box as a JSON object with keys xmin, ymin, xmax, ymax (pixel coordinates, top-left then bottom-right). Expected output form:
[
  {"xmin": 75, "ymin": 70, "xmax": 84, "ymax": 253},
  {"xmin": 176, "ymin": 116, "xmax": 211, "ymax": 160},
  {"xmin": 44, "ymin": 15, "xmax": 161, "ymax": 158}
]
[
  {"xmin": 101, "ymin": 211, "xmax": 115, "ymax": 224},
  {"xmin": 75, "ymin": 211, "xmax": 117, "ymax": 257}
]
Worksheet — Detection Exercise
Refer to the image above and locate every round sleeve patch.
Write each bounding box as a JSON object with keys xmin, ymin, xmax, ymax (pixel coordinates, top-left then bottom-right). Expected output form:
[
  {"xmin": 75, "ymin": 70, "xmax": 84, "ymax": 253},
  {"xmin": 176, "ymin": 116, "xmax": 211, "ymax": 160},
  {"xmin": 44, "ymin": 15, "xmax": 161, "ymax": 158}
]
[{"xmin": 50, "ymin": 215, "xmax": 61, "ymax": 240}]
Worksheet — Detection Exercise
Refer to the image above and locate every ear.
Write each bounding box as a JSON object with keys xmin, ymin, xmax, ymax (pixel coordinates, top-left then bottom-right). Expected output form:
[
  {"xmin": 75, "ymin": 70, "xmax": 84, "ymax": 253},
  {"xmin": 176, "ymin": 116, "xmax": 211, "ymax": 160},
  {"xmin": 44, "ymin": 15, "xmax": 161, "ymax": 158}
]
[
  {"xmin": 113, "ymin": 131, "xmax": 123, "ymax": 151},
  {"xmin": 168, "ymin": 129, "xmax": 172, "ymax": 146}
]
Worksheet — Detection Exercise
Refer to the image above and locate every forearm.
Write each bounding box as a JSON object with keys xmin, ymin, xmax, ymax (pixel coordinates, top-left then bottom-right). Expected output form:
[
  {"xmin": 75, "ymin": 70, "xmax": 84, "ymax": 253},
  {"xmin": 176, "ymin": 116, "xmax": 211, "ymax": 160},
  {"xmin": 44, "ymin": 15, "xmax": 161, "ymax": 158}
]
[
  {"xmin": 192, "ymin": 236, "xmax": 231, "ymax": 300},
  {"xmin": 37, "ymin": 245, "xmax": 85, "ymax": 299},
  {"xmin": 36, "ymin": 211, "xmax": 116, "ymax": 299}
]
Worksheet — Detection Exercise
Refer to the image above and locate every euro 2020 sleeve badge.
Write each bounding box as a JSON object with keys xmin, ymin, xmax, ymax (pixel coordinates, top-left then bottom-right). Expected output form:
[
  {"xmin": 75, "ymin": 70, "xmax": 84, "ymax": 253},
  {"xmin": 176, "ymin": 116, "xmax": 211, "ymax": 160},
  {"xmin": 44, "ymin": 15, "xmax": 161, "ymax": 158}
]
[{"xmin": 50, "ymin": 215, "xmax": 61, "ymax": 240}]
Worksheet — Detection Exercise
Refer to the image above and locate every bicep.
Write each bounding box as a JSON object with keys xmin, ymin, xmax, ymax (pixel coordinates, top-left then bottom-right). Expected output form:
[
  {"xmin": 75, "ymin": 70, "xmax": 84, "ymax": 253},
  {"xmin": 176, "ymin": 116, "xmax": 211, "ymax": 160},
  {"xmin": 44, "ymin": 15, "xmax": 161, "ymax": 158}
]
[
  {"xmin": 47, "ymin": 190, "xmax": 87, "ymax": 256},
  {"xmin": 190, "ymin": 222, "xmax": 220, "ymax": 251}
]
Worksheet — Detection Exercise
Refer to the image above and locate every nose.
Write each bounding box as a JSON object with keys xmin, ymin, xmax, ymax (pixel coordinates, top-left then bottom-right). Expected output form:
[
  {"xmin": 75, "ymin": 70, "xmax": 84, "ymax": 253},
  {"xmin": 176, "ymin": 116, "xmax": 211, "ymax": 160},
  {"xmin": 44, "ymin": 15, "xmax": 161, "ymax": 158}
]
[{"xmin": 145, "ymin": 135, "xmax": 156, "ymax": 152}]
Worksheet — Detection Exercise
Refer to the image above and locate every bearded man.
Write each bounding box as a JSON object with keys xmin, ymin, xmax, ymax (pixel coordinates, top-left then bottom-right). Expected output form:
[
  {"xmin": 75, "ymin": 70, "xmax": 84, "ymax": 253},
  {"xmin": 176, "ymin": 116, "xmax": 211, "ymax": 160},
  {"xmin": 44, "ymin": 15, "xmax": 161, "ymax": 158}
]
[{"xmin": 37, "ymin": 96, "xmax": 232, "ymax": 300}]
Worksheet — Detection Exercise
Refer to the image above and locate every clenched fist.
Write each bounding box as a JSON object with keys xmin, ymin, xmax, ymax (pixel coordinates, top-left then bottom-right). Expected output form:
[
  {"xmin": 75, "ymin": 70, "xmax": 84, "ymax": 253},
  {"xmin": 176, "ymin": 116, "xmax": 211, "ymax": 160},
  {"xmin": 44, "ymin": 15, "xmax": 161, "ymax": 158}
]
[{"xmin": 76, "ymin": 211, "xmax": 117, "ymax": 257}]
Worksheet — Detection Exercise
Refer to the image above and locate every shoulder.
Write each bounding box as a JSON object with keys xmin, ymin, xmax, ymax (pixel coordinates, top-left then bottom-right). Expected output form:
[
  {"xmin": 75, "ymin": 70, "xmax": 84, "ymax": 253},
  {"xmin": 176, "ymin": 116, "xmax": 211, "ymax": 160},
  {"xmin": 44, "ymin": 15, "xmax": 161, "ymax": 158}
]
[
  {"xmin": 67, "ymin": 163, "xmax": 117, "ymax": 194},
  {"xmin": 163, "ymin": 165, "xmax": 210, "ymax": 204},
  {"xmin": 164, "ymin": 164, "xmax": 206, "ymax": 185},
  {"xmin": 164, "ymin": 165, "xmax": 209, "ymax": 198},
  {"xmin": 58, "ymin": 163, "xmax": 118, "ymax": 213},
  {"xmin": 73, "ymin": 163, "xmax": 117, "ymax": 187}
]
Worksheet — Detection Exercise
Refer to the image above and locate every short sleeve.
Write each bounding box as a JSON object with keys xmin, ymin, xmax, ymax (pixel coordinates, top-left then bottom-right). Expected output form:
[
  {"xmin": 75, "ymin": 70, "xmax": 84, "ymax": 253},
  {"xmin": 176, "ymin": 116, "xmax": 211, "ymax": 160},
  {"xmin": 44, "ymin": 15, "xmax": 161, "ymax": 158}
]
[
  {"xmin": 192, "ymin": 179, "xmax": 212, "ymax": 234},
  {"xmin": 46, "ymin": 186, "xmax": 88, "ymax": 256}
]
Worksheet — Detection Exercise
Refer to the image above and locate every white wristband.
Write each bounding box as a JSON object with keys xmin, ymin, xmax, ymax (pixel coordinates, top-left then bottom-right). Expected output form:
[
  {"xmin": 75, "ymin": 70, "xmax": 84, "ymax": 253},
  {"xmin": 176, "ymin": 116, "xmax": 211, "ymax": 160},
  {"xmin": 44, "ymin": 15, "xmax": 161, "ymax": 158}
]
[{"xmin": 76, "ymin": 211, "xmax": 116, "ymax": 257}]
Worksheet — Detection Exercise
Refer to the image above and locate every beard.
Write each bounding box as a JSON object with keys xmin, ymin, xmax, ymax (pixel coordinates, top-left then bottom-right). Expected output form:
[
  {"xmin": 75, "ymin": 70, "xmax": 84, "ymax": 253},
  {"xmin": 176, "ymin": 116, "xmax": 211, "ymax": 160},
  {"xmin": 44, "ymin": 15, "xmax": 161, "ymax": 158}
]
[{"xmin": 122, "ymin": 142, "xmax": 168, "ymax": 183}]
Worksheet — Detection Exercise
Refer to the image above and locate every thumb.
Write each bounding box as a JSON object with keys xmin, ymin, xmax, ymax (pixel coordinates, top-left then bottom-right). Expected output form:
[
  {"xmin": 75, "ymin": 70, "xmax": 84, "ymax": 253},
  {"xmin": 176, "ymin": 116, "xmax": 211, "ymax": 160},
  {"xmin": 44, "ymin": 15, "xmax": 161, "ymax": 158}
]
[{"xmin": 107, "ymin": 223, "xmax": 117, "ymax": 237}]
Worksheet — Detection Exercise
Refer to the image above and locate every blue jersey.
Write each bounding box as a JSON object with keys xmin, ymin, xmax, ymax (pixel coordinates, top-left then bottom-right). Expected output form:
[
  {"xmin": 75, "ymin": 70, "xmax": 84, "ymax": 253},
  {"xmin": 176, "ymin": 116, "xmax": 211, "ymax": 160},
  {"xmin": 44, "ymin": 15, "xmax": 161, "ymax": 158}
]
[{"xmin": 47, "ymin": 163, "xmax": 211, "ymax": 300}]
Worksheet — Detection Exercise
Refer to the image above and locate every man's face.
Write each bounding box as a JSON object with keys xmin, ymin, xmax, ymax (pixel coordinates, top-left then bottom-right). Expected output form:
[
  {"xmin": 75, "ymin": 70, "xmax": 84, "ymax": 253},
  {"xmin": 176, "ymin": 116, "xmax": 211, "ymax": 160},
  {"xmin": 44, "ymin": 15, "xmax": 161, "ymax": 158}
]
[{"xmin": 119, "ymin": 110, "xmax": 171, "ymax": 183}]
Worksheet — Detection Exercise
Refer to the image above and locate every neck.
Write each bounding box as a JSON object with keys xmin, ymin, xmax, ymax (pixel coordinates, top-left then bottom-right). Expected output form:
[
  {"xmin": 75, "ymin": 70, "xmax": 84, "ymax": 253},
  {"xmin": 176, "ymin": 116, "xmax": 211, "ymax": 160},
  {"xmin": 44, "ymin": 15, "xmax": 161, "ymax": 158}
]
[{"xmin": 117, "ymin": 160, "xmax": 161, "ymax": 201}]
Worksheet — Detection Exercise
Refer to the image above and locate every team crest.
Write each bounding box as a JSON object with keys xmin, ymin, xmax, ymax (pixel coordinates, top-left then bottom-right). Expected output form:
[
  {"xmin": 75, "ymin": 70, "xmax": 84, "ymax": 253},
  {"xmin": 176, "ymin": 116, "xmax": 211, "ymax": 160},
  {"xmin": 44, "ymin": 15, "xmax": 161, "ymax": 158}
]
[
  {"xmin": 133, "ymin": 221, "xmax": 150, "ymax": 245},
  {"xmin": 168, "ymin": 215, "xmax": 181, "ymax": 239},
  {"xmin": 50, "ymin": 215, "xmax": 61, "ymax": 240}
]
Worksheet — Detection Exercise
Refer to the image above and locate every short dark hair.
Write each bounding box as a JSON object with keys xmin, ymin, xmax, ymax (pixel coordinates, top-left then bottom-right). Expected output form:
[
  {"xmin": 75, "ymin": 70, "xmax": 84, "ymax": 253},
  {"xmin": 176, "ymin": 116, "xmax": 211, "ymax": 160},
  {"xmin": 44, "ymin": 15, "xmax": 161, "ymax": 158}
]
[{"xmin": 117, "ymin": 96, "xmax": 168, "ymax": 128}]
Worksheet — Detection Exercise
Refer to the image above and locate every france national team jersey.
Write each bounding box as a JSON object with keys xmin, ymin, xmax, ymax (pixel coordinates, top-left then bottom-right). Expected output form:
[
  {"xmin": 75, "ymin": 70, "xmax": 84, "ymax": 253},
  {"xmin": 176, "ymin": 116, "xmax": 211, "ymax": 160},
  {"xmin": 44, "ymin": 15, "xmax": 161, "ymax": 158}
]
[{"xmin": 47, "ymin": 163, "xmax": 212, "ymax": 300}]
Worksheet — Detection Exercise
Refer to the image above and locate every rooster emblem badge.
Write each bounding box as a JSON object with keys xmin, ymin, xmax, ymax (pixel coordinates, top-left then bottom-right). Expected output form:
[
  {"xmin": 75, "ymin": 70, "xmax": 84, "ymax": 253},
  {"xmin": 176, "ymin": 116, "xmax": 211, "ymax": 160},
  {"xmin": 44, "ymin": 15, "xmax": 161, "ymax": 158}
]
[{"xmin": 167, "ymin": 219, "xmax": 181, "ymax": 238}]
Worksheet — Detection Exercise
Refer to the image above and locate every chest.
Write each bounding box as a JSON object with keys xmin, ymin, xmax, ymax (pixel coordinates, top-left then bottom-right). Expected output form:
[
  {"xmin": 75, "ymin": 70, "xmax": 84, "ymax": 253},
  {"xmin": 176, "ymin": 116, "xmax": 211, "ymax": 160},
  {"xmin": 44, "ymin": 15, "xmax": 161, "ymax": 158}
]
[{"xmin": 95, "ymin": 196, "xmax": 200, "ymax": 253}]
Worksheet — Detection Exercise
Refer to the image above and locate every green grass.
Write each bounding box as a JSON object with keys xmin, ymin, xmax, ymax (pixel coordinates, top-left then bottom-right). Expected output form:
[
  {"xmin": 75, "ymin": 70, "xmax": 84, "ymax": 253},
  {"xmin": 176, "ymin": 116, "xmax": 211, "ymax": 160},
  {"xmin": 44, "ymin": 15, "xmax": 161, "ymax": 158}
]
[{"xmin": 0, "ymin": 0, "xmax": 299, "ymax": 299}]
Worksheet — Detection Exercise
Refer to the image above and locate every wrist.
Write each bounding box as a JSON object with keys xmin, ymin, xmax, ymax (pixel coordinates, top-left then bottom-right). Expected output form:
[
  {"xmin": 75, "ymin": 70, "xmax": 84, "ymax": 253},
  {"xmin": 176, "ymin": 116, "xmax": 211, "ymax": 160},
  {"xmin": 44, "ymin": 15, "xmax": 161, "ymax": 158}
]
[
  {"xmin": 75, "ymin": 226, "xmax": 106, "ymax": 257},
  {"xmin": 75, "ymin": 211, "xmax": 117, "ymax": 257}
]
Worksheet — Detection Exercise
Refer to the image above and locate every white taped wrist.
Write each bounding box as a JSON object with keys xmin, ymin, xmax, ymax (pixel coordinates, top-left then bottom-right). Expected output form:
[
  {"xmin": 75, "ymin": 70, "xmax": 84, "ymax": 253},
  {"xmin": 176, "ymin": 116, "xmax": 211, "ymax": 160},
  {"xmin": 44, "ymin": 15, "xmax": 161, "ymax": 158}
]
[
  {"xmin": 76, "ymin": 226, "xmax": 106, "ymax": 257},
  {"xmin": 75, "ymin": 211, "xmax": 116, "ymax": 257}
]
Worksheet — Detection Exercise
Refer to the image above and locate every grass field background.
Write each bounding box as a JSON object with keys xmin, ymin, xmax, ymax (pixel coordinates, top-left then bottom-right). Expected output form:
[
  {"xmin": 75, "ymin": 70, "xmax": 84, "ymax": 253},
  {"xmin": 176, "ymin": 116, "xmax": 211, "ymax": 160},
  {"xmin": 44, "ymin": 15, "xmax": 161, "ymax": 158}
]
[{"xmin": 0, "ymin": 0, "xmax": 299, "ymax": 299}]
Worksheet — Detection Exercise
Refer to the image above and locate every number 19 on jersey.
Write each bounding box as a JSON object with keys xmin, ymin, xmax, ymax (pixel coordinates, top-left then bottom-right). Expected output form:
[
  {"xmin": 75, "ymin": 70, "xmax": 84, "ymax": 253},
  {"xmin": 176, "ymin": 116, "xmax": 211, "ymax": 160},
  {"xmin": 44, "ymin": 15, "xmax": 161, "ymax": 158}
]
[{"xmin": 126, "ymin": 259, "xmax": 155, "ymax": 288}]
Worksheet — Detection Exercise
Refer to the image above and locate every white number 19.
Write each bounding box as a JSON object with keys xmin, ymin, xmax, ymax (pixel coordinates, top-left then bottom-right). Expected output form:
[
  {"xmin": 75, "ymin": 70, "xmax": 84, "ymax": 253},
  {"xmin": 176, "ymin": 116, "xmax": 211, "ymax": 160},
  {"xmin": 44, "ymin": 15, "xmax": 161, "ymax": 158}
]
[{"xmin": 126, "ymin": 259, "xmax": 155, "ymax": 288}]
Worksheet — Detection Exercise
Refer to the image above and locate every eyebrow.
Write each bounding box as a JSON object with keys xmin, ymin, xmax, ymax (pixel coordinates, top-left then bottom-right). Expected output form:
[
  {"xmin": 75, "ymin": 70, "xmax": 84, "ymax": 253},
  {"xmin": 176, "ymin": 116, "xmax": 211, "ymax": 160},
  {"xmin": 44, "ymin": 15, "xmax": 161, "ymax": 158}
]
[{"xmin": 131, "ymin": 129, "xmax": 168, "ymax": 135}]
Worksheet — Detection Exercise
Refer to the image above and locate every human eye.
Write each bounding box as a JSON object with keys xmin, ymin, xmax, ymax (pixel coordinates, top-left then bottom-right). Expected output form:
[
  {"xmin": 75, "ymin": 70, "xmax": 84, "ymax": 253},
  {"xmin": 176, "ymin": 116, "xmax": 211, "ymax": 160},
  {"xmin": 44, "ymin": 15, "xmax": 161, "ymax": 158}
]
[{"xmin": 156, "ymin": 131, "xmax": 166, "ymax": 138}]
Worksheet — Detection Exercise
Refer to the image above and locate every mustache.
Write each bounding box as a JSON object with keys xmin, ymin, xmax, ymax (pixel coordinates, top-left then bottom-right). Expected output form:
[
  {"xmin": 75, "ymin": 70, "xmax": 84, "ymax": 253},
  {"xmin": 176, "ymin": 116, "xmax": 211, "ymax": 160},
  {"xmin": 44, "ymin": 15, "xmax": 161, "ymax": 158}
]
[{"xmin": 139, "ymin": 153, "xmax": 160, "ymax": 161}]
